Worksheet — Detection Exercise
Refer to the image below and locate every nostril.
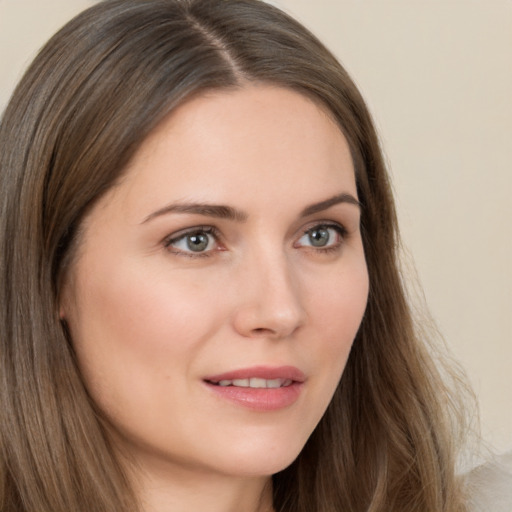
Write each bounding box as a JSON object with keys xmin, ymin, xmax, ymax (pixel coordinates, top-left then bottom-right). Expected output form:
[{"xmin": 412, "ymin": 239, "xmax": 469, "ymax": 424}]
[
  {"xmin": 252, "ymin": 327, "xmax": 271, "ymax": 335},
  {"xmin": 232, "ymin": 289, "xmax": 306, "ymax": 339}
]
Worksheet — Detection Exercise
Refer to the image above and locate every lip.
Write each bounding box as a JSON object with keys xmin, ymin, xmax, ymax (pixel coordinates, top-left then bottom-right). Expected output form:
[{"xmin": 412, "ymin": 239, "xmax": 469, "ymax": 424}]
[
  {"xmin": 203, "ymin": 365, "xmax": 306, "ymax": 412},
  {"xmin": 204, "ymin": 365, "xmax": 306, "ymax": 384}
]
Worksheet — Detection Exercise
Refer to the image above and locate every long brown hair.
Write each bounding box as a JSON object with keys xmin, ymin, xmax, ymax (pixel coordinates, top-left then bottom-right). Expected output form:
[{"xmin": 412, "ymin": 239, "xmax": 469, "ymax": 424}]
[{"xmin": 0, "ymin": 1, "xmax": 469, "ymax": 510}]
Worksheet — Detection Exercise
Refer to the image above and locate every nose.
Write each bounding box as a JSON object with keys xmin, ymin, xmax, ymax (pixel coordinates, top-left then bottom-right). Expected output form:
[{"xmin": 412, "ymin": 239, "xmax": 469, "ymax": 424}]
[{"xmin": 231, "ymin": 251, "xmax": 306, "ymax": 340}]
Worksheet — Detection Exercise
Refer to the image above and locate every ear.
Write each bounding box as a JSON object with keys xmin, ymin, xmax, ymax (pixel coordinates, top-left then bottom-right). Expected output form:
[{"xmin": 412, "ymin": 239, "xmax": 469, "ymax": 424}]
[{"xmin": 58, "ymin": 270, "xmax": 73, "ymax": 321}]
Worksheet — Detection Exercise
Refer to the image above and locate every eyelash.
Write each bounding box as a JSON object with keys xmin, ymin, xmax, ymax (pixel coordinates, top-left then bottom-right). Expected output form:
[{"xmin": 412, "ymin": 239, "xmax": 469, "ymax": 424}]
[{"xmin": 163, "ymin": 222, "xmax": 347, "ymax": 258}]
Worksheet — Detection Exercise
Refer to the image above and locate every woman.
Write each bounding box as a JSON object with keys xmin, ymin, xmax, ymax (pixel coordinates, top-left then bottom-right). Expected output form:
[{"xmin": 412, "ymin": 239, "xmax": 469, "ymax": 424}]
[{"xmin": 0, "ymin": 0, "xmax": 470, "ymax": 510}]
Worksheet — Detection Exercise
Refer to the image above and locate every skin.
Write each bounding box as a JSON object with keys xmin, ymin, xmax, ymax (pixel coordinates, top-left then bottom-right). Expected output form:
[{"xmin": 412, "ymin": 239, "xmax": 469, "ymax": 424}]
[{"xmin": 60, "ymin": 85, "xmax": 369, "ymax": 512}]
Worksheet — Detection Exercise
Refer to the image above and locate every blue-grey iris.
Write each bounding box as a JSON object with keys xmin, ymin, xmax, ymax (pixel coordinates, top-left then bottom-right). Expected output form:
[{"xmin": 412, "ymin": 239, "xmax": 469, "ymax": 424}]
[
  {"xmin": 308, "ymin": 227, "xmax": 330, "ymax": 247},
  {"xmin": 186, "ymin": 233, "xmax": 209, "ymax": 252}
]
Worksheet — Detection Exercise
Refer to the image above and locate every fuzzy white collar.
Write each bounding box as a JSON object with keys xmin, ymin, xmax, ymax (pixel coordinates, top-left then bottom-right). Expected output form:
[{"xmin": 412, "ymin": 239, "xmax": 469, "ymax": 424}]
[{"xmin": 465, "ymin": 452, "xmax": 512, "ymax": 512}]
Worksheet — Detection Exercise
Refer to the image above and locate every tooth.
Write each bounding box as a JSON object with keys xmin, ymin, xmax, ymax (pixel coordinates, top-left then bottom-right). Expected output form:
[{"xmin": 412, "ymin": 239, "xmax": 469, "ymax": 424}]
[
  {"xmin": 232, "ymin": 378, "xmax": 250, "ymax": 387},
  {"xmin": 249, "ymin": 378, "xmax": 267, "ymax": 388},
  {"xmin": 283, "ymin": 379, "xmax": 292, "ymax": 387},
  {"xmin": 218, "ymin": 380, "xmax": 232, "ymax": 387},
  {"xmin": 266, "ymin": 378, "xmax": 281, "ymax": 388}
]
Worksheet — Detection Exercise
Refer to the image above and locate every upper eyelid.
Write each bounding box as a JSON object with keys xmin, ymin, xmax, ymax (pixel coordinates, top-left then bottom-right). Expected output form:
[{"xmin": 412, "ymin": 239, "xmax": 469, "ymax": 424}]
[
  {"xmin": 166, "ymin": 219, "xmax": 347, "ymax": 236},
  {"xmin": 305, "ymin": 220, "xmax": 346, "ymax": 230},
  {"xmin": 162, "ymin": 226, "xmax": 221, "ymax": 253},
  {"xmin": 163, "ymin": 220, "xmax": 345, "ymax": 237},
  {"xmin": 298, "ymin": 220, "xmax": 348, "ymax": 236},
  {"xmin": 164, "ymin": 225, "xmax": 218, "ymax": 241}
]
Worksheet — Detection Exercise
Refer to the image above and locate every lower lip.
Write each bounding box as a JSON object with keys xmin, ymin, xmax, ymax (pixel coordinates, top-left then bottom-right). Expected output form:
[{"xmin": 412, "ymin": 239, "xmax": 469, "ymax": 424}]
[{"xmin": 204, "ymin": 382, "xmax": 303, "ymax": 411}]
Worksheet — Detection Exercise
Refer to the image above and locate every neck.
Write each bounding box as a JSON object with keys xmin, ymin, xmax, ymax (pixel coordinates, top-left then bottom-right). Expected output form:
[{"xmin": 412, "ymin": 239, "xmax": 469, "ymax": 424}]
[{"xmin": 130, "ymin": 457, "xmax": 274, "ymax": 512}]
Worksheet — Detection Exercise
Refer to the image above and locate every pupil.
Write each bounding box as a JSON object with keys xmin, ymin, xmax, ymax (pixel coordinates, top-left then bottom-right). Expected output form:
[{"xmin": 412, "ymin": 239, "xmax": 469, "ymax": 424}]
[
  {"xmin": 309, "ymin": 227, "xmax": 330, "ymax": 247},
  {"xmin": 186, "ymin": 233, "xmax": 209, "ymax": 252}
]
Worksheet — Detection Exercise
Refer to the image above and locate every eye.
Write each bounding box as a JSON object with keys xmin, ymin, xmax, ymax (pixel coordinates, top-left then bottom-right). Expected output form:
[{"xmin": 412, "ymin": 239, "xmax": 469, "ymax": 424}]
[
  {"xmin": 164, "ymin": 227, "xmax": 218, "ymax": 255},
  {"xmin": 296, "ymin": 224, "xmax": 345, "ymax": 250}
]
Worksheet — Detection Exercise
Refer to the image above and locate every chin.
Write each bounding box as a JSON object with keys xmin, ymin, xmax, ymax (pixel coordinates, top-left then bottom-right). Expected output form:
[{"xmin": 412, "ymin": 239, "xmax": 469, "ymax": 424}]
[{"xmin": 208, "ymin": 432, "xmax": 309, "ymax": 478}]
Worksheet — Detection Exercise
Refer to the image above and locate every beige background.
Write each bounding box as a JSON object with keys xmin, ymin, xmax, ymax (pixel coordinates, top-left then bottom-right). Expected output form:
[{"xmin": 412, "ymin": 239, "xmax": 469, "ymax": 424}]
[{"xmin": 1, "ymin": 0, "xmax": 511, "ymax": 454}]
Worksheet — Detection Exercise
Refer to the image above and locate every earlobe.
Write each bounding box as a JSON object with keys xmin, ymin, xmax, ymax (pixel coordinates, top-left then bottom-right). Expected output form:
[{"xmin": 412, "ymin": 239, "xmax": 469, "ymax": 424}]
[
  {"xmin": 58, "ymin": 285, "xmax": 68, "ymax": 320},
  {"xmin": 58, "ymin": 283, "xmax": 72, "ymax": 322},
  {"xmin": 58, "ymin": 268, "xmax": 74, "ymax": 322}
]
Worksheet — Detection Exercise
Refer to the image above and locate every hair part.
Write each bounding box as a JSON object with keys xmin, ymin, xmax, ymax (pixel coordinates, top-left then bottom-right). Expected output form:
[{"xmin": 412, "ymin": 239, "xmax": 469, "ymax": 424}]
[{"xmin": 0, "ymin": 1, "xmax": 470, "ymax": 510}]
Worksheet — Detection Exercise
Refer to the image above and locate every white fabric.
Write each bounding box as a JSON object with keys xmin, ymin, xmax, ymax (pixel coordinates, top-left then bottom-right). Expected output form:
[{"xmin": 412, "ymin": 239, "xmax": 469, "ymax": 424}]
[{"xmin": 465, "ymin": 452, "xmax": 512, "ymax": 512}]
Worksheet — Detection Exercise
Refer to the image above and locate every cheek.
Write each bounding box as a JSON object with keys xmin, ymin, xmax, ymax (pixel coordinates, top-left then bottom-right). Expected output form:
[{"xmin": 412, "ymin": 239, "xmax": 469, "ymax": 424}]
[
  {"xmin": 298, "ymin": 261, "xmax": 368, "ymax": 412},
  {"xmin": 310, "ymin": 263, "xmax": 368, "ymax": 347},
  {"xmin": 64, "ymin": 257, "xmax": 226, "ymax": 406},
  {"xmin": 76, "ymin": 260, "xmax": 216, "ymax": 344}
]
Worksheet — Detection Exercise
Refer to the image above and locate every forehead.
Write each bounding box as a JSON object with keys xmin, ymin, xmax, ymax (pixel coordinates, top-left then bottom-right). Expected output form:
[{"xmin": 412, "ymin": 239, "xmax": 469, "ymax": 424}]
[{"xmin": 97, "ymin": 84, "xmax": 356, "ymax": 221}]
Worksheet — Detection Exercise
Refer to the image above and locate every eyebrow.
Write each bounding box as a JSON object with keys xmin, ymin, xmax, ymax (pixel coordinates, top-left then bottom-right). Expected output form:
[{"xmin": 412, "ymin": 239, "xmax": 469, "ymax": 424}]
[
  {"xmin": 142, "ymin": 192, "xmax": 361, "ymax": 224},
  {"xmin": 142, "ymin": 202, "xmax": 248, "ymax": 223},
  {"xmin": 300, "ymin": 193, "xmax": 361, "ymax": 217}
]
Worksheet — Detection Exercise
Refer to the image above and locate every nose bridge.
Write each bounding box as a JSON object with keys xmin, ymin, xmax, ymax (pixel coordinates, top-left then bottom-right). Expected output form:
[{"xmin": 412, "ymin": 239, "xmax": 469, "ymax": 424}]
[{"xmin": 232, "ymin": 241, "xmax": 306, "ymax": 339}]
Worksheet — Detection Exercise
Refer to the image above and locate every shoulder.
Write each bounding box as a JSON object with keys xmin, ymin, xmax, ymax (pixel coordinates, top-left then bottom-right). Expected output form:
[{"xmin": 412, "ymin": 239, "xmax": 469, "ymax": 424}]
[{"xmin": 465, "ymin": 451, "xmax": 512, "ymax": 512}]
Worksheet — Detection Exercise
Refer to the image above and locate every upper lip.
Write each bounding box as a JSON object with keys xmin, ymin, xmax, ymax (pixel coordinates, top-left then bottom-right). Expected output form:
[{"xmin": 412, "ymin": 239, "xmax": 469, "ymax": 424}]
[{"xmin": 204, "ymin": 365, "xmax": 306, "ymax": 384}]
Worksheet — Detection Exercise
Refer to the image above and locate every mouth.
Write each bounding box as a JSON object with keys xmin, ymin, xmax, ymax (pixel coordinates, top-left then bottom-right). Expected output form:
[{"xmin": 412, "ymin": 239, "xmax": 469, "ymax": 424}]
[
  {"xmin": 206, "ymin": 377, "xmax": 294, "ymax": 388},
  {"xmin": 203, "ymin": 366, "xmax": 305, "ymax": 411}
]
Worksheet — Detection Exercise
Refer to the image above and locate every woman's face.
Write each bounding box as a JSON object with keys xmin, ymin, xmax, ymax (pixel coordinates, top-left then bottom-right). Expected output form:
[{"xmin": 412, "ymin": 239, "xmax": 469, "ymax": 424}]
[{"xmin": 60, "ymin": 85, "xmax": 368, "ymax": 479}]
